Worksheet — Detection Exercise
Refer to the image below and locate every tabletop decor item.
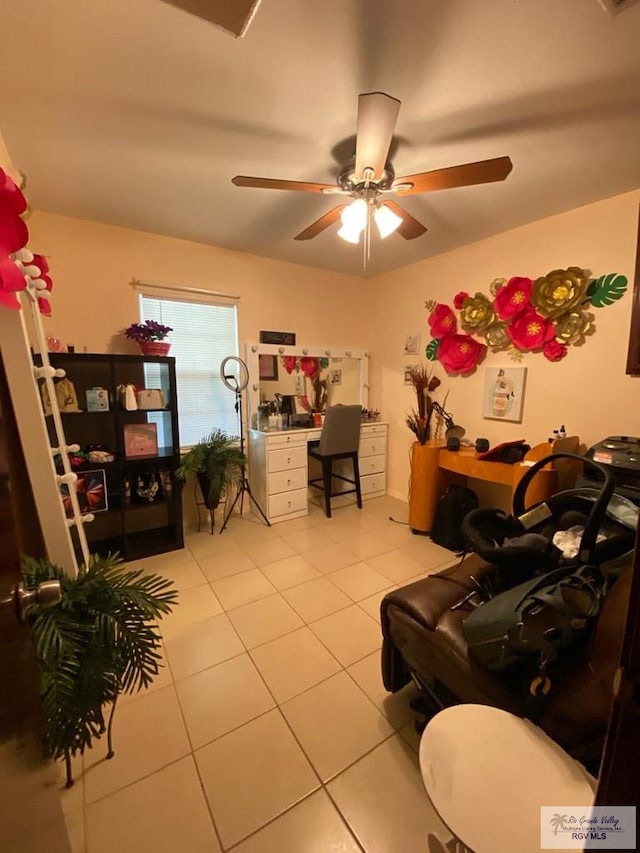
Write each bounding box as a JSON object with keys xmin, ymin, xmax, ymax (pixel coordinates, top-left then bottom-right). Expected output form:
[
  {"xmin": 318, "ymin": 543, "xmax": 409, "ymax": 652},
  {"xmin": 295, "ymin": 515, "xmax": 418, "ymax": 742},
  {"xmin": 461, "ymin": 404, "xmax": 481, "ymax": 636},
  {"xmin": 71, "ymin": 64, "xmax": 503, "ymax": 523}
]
[
  {"xmin": 405, "ymin": 364, "xmax": 442, "ymax": 444},
  {"xmin": 124, "ymin": 319, "xmax": 173, "ymax": 356},
  {"xmin": 424, "ymin": 267, "xmax": 628, "ymax": 375},
  {"xmin": 123, "ymin": 422, "xmax": 158, "ymax": 458}
]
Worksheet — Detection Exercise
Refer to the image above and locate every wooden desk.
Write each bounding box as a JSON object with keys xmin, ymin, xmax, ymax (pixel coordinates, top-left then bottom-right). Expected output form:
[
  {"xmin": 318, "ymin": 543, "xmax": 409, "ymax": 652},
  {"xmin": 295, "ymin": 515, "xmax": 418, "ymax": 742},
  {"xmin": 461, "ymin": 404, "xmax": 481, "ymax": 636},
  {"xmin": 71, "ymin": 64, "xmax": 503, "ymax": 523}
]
[{"xmin": 409, "ymin": 436, "xmax": 580, "ymax": 534}]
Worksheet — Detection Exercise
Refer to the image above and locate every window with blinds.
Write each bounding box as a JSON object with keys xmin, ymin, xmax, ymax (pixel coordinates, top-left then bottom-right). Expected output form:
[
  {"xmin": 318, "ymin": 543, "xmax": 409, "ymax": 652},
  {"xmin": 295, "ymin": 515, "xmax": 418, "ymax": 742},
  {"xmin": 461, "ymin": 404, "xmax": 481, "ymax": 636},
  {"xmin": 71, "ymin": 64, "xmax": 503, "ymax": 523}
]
[{"xmin": 139, "ymin": 294, "xmax": 239, "ymax": 447}]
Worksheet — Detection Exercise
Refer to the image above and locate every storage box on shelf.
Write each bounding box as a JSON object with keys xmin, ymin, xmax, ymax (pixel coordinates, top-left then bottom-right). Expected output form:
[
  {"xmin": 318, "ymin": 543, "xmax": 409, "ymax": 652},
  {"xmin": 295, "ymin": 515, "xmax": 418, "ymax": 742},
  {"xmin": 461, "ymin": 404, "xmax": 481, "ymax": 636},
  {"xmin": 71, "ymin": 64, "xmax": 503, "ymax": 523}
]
[
  {"xmin": 248, "ymin": 421, "xmax": 388, "ymax": 523},
  {"xmin": 36, "ymin": 352, "xmax": 184, "ymax": 561}
]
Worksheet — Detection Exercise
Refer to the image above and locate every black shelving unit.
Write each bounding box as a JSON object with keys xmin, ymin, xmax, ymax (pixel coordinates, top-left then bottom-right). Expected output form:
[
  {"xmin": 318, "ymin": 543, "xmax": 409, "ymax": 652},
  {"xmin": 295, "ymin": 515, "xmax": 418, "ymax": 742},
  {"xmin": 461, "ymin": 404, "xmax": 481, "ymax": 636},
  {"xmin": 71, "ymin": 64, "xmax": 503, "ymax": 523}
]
[{"xmin": 38, "ymin": 352, "xmax": 184, "ymax": 562}]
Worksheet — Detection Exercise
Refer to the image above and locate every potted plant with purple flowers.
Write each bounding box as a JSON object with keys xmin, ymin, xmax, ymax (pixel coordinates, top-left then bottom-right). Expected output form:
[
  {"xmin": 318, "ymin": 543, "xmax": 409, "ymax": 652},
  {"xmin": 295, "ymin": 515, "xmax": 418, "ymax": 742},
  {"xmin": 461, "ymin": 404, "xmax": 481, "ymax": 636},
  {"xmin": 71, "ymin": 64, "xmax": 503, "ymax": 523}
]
[{"xmin": 124, "ymin": 320, "xmax": 173, "ymax": 356}]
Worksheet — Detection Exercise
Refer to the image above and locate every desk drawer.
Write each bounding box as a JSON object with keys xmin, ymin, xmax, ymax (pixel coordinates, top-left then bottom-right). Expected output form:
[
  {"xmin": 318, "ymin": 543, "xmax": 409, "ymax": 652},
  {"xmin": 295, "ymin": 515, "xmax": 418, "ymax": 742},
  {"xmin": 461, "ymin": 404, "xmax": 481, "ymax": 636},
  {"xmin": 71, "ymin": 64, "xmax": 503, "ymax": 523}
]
[
  {"xmin": 269, "ymin": 446, "xmax": 307, "ymax": 473},
  {"xmin": 268, "ymin": 467, "xmax": 307, "ymax": 495},
  {"xmin": 361, "ymin": 423, "xmax": 387, "ymax": 437},
  {"xmin": 359, "ymin": 436, "xmax": 387, "ymax": 458},
  {"xmin": 360, "ymin": 472, "xmax": 386, "ymax": 496},
  {"xmin": 265, "ymin": 432, "xmax": 307, "ymax": 449},
  {"xmin": 269, "ymin": 487, "xmax": 307, "ymax": 518},
  {"xmin": 359, "ymin": 454, "xmax": 385, "ymax": 476}
]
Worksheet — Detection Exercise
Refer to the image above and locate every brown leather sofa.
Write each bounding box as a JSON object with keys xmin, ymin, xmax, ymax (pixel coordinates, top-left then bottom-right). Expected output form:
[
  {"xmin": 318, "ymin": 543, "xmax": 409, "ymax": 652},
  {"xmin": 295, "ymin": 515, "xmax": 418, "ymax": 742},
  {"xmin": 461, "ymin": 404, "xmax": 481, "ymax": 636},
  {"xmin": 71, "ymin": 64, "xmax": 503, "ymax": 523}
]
[{"xmin": 381, "ymin": 554, "xmax": 631, "ymax": 771}]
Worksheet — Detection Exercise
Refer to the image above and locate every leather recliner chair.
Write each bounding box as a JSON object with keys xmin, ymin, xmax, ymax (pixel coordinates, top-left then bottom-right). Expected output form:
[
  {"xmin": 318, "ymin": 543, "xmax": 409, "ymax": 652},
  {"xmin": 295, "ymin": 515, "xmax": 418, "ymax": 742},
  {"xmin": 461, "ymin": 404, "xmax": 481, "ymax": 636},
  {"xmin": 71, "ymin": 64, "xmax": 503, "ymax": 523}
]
[{"xmin": 381, "ymin": 554, "xmax": 631, "ymax": 771}]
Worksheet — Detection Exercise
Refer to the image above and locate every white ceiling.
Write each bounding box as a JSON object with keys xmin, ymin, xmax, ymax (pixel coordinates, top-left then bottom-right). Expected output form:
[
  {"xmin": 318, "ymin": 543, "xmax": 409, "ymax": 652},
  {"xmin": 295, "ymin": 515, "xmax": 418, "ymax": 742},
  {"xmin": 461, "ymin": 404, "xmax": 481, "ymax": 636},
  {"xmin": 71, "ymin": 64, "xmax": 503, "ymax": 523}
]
[{"xmin": 1, "ymin": 0, "xmax": 640, "ymax": 278}]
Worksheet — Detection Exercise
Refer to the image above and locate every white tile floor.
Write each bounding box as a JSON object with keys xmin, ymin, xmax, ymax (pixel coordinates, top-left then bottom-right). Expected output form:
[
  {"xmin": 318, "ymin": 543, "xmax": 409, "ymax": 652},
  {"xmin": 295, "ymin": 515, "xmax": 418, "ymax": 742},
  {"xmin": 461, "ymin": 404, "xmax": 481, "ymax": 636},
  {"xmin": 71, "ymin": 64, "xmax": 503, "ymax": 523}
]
[{"xmin": 61, "ymin": 496, "xmax": 459, "ymax": 852}]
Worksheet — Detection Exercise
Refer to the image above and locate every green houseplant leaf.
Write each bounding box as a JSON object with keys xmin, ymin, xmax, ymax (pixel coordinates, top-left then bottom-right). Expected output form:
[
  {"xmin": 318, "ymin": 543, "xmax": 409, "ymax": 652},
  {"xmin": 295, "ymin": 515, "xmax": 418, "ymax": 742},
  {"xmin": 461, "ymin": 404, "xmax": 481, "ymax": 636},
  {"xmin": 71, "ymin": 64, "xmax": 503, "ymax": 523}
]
[
  {"xmin": 586, "ymin": 273, "xmax": 628, "ymax": 307},
  {"xmin": 425, "ymin": 339, "xmax": 439, "ymax": 361},
  {"xmin": 22, "ymin": 552, "xmax": 177, "ymax": 787}
]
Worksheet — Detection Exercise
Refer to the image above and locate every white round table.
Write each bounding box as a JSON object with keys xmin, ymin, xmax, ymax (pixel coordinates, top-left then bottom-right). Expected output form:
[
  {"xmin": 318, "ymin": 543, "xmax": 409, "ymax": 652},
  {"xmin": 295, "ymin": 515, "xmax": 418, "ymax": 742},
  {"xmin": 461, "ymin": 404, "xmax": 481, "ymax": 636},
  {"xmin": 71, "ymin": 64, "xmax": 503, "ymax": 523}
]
[{"xmin": 419, "ymin": 704, "xmax": 596, "ymax": 853}]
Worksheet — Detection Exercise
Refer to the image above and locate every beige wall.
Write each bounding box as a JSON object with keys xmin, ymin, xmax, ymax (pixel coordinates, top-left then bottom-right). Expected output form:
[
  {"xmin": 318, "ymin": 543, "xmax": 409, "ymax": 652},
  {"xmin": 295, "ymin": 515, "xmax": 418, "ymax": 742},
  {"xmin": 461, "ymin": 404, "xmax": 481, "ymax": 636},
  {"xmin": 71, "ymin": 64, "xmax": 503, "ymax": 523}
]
[
  {"xmin": 370, "ymin": 190, "xmax": 640, "ymax": 501},
  {"xmin": 27, "ymin": 211, "xmax": 368, "ymax": 355},
  {"xmin": 26, "ymin": 190, "xmax": 640, "ymax": 514}
]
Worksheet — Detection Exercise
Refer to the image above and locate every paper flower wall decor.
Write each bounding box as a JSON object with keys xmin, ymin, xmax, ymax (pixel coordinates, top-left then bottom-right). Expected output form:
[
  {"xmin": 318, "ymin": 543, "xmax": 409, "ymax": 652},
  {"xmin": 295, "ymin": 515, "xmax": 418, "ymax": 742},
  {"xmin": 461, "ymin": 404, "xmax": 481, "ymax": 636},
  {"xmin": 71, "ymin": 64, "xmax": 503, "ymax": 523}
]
[
  {"xmin": 0, "ymin": 168, "xmax": 54, "ymax": 316},
  {"xmin": 424, "ymin": 267, "xmax": 628, "ymax": 376}
]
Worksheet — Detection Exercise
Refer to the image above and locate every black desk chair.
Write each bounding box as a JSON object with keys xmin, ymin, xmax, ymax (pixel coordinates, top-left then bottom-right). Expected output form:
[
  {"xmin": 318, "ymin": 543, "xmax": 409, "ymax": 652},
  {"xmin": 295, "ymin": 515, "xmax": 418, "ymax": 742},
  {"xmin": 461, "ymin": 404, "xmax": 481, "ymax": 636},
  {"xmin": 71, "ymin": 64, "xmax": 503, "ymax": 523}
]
[{"xmin": 308, "ymin": 405, "xmax": 363, "ymax": 518}]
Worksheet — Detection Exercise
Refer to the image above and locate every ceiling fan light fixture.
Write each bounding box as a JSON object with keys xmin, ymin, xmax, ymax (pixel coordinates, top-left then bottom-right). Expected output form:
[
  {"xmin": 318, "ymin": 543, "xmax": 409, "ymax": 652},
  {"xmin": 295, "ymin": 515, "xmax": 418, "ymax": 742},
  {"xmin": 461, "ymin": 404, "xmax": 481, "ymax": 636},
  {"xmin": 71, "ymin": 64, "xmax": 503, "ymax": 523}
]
[
  {"xmin": 374, "ymin": 203, "xmax": 402, "ymax": 239},
  {"xmin": 340, "ymin": 198, "xmax": 367, "ymax": 230},
  {"xmin": 337, "ymin": 224, "xmax": 362, "ymax": 244}
]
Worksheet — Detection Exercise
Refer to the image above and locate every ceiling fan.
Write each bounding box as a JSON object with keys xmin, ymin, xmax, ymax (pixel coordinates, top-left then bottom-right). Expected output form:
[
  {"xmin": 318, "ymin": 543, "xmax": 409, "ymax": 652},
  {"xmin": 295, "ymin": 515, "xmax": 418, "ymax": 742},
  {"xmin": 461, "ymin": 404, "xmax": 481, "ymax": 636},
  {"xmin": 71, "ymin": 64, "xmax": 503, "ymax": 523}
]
[
  {"xmin": 160, "ymin": 0, "xmax": 263, "ymax": 38},
  {"xmin": 232, "ymin": 92, "xmax": 513, "ymax": 252}
]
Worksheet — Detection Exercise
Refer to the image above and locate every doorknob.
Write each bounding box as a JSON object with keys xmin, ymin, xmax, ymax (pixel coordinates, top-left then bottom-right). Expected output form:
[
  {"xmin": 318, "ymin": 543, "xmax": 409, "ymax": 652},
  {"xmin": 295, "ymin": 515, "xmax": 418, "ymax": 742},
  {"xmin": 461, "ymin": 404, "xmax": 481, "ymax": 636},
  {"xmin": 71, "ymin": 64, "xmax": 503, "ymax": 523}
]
[{"xmin": 0, "ymin": 580, "xmax": 62, "ymax": 622}]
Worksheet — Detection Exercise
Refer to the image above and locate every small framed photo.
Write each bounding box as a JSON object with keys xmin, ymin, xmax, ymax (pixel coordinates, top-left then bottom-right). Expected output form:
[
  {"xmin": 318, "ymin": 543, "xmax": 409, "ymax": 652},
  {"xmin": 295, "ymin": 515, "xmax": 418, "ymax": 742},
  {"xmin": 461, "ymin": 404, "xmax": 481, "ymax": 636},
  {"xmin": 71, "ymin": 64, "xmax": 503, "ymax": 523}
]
[
  {"xmin": 482, "ymin": 366, "xmax": 527, "ymax": 422},
  {"xmin": 61, "ymin": 469, "xmax": 108, "ymax": 517},
  {"xmin": 124, "ymin": 422, "xmax": 159, "ymax": 458},
  {"xmin": 404, "ymin": 333, "xmax": 420, "ymax": 355},
  {"xmin": 404, "ymin": 364, "xmax": 418, "ymax": 385},
  {"xmin": 330, "ymin": 369, "xmax": 342, "ymax": 385},
  {"xmin": 258, "ymin": 354, "xmax": 278, "ymax": 381}
]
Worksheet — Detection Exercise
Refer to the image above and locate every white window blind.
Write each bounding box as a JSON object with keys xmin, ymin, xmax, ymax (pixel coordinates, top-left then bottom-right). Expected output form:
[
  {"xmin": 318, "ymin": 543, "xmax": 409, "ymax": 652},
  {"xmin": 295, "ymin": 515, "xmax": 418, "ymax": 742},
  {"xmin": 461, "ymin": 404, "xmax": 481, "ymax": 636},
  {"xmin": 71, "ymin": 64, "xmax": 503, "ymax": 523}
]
[{"xmin": 139, "ymin": 294, "xmax": 239, "ymax": 447}]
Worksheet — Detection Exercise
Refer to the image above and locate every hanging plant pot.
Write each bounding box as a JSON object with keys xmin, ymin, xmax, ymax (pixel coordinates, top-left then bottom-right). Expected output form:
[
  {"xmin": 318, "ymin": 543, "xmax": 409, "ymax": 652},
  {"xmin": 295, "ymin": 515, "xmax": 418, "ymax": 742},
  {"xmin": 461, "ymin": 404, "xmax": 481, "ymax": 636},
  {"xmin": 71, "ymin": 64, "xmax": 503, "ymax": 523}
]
[
  {"xmin": 138, "ymin": 341, "xmax": 171, "ymax": 357},
  {"xmin": 197, "ymin": 474, "xmax": 222, "ymax": 511}
]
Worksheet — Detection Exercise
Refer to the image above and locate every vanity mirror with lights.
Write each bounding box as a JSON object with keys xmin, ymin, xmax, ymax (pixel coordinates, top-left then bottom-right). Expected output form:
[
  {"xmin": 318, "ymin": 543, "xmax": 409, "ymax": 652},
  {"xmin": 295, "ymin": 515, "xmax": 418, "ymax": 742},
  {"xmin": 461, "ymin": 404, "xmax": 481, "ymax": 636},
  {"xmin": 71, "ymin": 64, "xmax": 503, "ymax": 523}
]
[{"xmin": 244, "ymin": 342, "xmax": 387, "ymax": 523}]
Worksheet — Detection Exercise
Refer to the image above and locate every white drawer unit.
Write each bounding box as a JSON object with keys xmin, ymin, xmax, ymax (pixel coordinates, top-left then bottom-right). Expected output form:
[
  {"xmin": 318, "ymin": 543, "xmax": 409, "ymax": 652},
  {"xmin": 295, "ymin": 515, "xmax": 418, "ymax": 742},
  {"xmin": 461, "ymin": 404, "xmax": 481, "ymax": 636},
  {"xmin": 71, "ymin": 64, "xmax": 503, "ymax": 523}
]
[
  {"xmin": 359, "ymin": 435, "xmax": 387, "ymax": 458},
  {"xmin": 248, "ymin": 422, "xmax": 388, "ymax": 523},
  {"xmin": 360, "ymin": 472, "xmax": 386, "ymax": 497},
  {"xmin": 269, "ymin": 445, "xmax": 307, "ymax": 473},
  {"xmin": 268, "ymin": 467, "xmax": 307, "ymax": 495},
  {"xmin": 268, "ymin": 487, "xmax": 308, "ymax": 519},
  {"xmin": 359, "ymin": 453, "xmax": 385, "ymax": 476}
]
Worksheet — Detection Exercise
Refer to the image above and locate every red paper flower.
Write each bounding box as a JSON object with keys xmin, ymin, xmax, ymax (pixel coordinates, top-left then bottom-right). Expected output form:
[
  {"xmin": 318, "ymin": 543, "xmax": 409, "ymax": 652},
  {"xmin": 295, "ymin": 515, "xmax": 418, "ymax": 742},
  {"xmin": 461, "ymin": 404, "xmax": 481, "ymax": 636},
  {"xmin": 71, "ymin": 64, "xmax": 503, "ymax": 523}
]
[
  {"xmin": 300, "ymin": 356, "xmax": 319, "ymax": 378},
  {"xmin": 543, "ymin": 339, "xmax": 568, "ymax": 362},
  {"xmin": 283, "ymin": 356, "xmax": 297, "ymax": 374},
  {"xmin": 507, "ymin": 309, "xmax": 555, "ymax": 352},
  {"xmin": 32, "ymin": 254, "xmax": 53, "ymax": 291},
  {"xmin": 437, "ymin": 333, "xmax": 486, "ymax": 376},
  {"xmin": 493, "ymin": 276, "xmax": 532, "ymax": 321},
  {"xmin": 428, "ymin": 303, "xmax": 457, "ymax": 339},
  {"xmin": 0, "ymin": 255, "xmax": 26, "ymax": 293},
  {"xmin": 38, "ymin": 296, "xmax": 52, "ymax": 317},
  {"xmin": 0, "ymin": 168, "xmax": 27, "ymax": 215},
  {"xmin": 453, "ymin": 291, "xmax": 469, "ymax": 310}
]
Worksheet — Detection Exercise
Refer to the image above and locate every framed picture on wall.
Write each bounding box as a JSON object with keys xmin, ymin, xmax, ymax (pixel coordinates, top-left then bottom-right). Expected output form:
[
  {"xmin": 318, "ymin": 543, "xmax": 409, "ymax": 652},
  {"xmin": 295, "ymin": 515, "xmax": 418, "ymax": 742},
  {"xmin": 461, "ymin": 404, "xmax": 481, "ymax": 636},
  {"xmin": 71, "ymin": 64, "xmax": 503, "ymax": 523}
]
[
  {"xmin": 404, "ymin": 333, "xmax": 420, "ymax": 355},
  {"xmin": 258, "ymin": 354, "xmax": 279, "ymax": 381},
  {"xmin": 482, "ymin": 366, "xmax": 527, "ymax": 422},
  {"xmin": 330, "ymin": 369, "xmax": 342, "ymax": 385}
]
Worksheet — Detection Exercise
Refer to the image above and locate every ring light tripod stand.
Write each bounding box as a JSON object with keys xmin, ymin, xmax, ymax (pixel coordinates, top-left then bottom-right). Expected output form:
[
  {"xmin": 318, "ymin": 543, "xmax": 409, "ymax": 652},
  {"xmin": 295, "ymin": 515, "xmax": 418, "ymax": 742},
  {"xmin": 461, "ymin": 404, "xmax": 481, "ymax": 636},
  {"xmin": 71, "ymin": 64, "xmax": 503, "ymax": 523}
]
[{"xmin": 219, "ymin": 356, "xmax": 270, "ymax": 533}]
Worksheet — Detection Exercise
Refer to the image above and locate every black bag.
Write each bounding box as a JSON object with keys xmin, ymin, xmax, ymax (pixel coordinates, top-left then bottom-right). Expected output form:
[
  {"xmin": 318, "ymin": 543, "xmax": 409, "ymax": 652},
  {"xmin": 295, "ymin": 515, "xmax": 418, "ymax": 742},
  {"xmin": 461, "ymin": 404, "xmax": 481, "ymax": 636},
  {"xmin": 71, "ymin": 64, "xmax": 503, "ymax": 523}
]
[
  {"xmin": 430, "ymin": 484, "xmax": 479, "ymax": 552},
  {"xmin": 462, "ymin": 564, "xmax": 605, "ymax": 672}
]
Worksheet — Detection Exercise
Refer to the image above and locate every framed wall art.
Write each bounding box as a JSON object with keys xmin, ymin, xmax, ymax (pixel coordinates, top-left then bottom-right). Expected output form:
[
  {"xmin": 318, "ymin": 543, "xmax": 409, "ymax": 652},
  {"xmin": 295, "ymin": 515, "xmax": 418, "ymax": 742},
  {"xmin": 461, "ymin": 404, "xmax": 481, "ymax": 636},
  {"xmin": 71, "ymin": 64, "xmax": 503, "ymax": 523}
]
[
  {"xmin": 124, "ymin": 422, "xmax": 159, "ymax": 458},
  {"xmin": 482, "ymin": 366, "xmax": 527, "ymax": 422},
  {"xmin": 61, "ymin": 469, "xmax": 108, "ymax": 517},
  {"xmin": 258, "ymin": 353, "xmax": 279, "ymax": 381}
]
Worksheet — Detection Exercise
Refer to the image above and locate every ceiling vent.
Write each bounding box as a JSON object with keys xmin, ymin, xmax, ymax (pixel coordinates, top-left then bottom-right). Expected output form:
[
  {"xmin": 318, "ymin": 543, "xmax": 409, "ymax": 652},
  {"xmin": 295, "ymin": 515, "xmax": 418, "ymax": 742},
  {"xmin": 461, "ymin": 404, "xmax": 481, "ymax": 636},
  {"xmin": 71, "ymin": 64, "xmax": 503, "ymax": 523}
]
[{"xmin": 597, "ymin": 0, "xmax": 640, "ymax": 14}]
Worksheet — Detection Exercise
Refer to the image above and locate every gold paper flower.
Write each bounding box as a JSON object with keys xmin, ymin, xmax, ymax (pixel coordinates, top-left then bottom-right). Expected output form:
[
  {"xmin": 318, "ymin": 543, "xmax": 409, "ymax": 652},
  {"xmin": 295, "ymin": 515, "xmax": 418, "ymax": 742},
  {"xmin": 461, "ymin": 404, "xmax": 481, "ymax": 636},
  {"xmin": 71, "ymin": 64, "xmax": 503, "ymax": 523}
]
[
  {"xmin": 460, "ymin": 292, "xmax": 496, "ymax": 333},
  {"xmin": 490, "ymin": 277, "xmax": 507, "ymax": 296},
  {"xmin": 532, "ymin": 267, "xmax": 588, "ymax": 318},
  {"xmin": 484, "ymin": 322, "xmax": 510, "ymax": 351},
  {"xmin": 553, "ymin": 310, "xmax": 595, "ymax": 346}
]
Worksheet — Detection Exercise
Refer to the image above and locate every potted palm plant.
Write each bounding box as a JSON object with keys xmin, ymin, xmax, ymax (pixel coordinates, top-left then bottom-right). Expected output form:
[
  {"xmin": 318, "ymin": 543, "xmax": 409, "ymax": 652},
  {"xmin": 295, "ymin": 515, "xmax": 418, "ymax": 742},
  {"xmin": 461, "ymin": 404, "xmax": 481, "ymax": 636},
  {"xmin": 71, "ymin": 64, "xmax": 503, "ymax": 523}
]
[
  {"xmin": 176, "ymin": 428, "xmax": 247, "ymax": 512},
  {"xmin": 21, "ymin": 552, "xmax": 177, "ymax": 787}
]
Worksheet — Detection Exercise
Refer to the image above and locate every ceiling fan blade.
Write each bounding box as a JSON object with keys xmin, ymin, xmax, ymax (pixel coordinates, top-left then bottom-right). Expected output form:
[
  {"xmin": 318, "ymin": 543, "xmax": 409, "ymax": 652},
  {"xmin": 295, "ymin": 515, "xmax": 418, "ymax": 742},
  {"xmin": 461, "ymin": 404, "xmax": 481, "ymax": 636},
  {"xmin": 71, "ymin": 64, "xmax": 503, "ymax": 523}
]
[
  {"xmin": 395, "ymin": 156, "xmax": 513, "ymax": 195},
  {"xmin": 382, "ymin": 200, "xmax": 428, "ymax": 240},
  {"xmin": 294, "ymin": 205, "xmax": 347, "ymax": 241},
  {"xmin": 161, "ymin": 0, "xmax": 262, "ymax": 37},
  {"xmin": 354, "ymin": 92, "xmax": 401, "ymax": 182},
  {"xmin": 232, "ymin": 175, "xmax": 336, "ymax": 193}
]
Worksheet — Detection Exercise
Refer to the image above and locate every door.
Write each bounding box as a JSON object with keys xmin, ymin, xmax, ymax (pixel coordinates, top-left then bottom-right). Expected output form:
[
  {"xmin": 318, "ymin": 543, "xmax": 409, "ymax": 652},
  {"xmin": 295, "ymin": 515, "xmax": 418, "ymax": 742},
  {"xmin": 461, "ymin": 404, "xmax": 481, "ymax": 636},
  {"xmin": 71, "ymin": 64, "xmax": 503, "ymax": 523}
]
[{"xmin": 0, "ymin": 355, "xmax": 71, "ymax": 853}]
